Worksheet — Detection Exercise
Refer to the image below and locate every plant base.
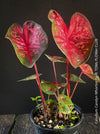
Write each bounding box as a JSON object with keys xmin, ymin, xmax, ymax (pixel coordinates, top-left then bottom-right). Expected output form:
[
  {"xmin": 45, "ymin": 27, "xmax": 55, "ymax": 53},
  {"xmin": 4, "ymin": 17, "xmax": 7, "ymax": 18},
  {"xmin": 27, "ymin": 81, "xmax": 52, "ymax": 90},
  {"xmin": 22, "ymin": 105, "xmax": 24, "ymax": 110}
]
[{"xmin": 30, "ymin": 104, "xmax": 83, "ymax": 134}]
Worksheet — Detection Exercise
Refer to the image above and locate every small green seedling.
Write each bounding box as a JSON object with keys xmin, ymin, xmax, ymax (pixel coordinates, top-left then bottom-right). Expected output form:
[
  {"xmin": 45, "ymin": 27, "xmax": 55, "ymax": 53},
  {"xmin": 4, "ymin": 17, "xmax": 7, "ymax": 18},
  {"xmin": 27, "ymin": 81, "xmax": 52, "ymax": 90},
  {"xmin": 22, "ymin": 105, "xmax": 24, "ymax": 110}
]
[
  {"xmin": 59, "ymin": 125, "xmax": 66, "ymax": 129},
  {"xmin": 31, "ymin": 96, "xmax": 42, "ymax": 107}
]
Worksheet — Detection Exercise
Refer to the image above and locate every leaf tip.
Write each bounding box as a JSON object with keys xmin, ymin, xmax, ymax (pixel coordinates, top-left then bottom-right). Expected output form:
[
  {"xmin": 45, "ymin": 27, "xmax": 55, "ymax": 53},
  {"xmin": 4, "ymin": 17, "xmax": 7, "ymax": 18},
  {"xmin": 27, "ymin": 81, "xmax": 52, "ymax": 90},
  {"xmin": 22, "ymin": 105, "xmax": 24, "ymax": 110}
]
[{"xmin": 48, "ymin": 9, "xmax": 58, "ymax": 22}]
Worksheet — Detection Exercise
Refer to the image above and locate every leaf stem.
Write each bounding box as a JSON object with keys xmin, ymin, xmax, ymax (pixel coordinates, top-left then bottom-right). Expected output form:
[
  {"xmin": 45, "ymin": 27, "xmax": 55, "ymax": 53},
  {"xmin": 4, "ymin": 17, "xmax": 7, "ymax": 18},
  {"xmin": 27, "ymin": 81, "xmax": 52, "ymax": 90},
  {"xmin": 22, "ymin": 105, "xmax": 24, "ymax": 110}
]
[
  {"xmin": 52, "ymin": 61, "xmax": 59, "ymax": 96},
  {"xmin": 48, "ymin": 95, "xmax": 50, "ymax": 102},
  {"xmin": 36, "ymin": 100, "xmax": 38, "ymax": 106},
  {"xmin": 34, "ymin": 62, "xmax": 47, "ymax": 118},
  {"xmin": 67, "ymin": 58, "xmax": 70, "ymax": 97},
  {"xmin": 55, "ymin": 93, "xmax": 58, "ymax": 100},
  {"xmin": 70, "ymin": 72, "xmax": 83, "ymax": 99}
]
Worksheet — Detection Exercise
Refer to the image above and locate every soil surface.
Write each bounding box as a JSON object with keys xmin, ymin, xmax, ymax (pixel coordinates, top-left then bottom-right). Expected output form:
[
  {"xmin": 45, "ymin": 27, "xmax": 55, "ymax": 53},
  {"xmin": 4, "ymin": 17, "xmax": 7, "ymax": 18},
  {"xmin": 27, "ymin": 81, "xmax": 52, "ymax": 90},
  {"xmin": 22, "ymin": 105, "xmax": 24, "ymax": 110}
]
[{"xmin": 33, "ymin": 107, "xmax": 81, "ymax": 129}]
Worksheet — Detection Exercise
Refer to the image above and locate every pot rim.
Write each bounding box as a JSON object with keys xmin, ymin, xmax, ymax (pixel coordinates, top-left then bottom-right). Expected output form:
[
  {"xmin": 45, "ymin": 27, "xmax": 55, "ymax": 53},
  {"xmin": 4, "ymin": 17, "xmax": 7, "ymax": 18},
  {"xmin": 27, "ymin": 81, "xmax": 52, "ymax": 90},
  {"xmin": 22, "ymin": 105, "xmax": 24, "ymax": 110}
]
[{"xmin": 30, "ymin": 104, "xmax": 83, "ymax": 131}]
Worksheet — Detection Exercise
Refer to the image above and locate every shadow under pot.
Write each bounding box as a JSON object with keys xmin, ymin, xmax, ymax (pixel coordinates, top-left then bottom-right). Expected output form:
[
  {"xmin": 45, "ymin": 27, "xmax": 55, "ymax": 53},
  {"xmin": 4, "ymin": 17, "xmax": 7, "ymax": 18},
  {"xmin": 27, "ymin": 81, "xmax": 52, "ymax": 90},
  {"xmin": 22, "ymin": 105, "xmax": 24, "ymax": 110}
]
[{"xmin": 30, "ymin": 104, "xmax": 83, "ymax": 134}]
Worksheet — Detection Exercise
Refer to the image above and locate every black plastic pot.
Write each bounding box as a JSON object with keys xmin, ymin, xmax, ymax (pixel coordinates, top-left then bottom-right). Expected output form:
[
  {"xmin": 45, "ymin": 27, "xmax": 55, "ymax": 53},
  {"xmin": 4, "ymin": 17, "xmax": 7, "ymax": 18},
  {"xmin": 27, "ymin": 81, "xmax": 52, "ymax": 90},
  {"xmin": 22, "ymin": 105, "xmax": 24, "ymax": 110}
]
[{"xmin": 30, "ymin": 104, "xmax": 83, "ymax": 134}]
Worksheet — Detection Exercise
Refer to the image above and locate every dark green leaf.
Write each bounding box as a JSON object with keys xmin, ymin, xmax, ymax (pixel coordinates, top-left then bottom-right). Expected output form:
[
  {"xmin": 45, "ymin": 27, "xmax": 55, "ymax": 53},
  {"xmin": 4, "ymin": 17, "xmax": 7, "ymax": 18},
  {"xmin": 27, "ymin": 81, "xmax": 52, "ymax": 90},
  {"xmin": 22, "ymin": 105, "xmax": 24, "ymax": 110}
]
[
  {"xmin": 58, "ymin": 94, "xmax": 74, "ymax": 114},
  {"xmin": 45, "ymin": 54, "xmax": 66, "ymax": 63},
  {"xmin": 80, "ymin": 64, "xmax": 100, "ymax": 83},
  {"xmin": 18, "ymin": 74, "xmax": 42, "ymax": 82},
  {"xmin": 42, "ymin": 80, "xmax": 66, "ymax": 89},
  {"xmin": 61, "ymin": 73, "xmax": 85, "ymax": 83},
  {"xmin": 58, "ymin": 94, "xmax": 74, "ymax": 106},
  {"xmin": 46, "ymin": 99, "xmax": 57, "ymax": 108},
  {"xmin": 85, "ymin": 73, "xmax": 100, "ymax": 83},
  {"xmin": 58, "ymin": 105, "xmax": 71, "ymax": 114},
  {"xmin": 41, "ymin": 80, "xmax": 57, "ymax": 95}
]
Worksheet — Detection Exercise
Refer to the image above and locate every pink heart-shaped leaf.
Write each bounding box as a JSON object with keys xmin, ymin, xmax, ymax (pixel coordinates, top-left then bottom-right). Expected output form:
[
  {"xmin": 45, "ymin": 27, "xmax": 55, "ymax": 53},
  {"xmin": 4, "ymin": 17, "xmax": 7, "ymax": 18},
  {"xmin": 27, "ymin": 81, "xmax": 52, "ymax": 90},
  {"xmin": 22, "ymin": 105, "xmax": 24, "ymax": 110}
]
[
  {"xmin": 48, "ymin": 10, "xmax": 95, "ymax": 68},
  {"xmin": 5, "ymin": 21, "xmax": 48, "ymax": 68}
]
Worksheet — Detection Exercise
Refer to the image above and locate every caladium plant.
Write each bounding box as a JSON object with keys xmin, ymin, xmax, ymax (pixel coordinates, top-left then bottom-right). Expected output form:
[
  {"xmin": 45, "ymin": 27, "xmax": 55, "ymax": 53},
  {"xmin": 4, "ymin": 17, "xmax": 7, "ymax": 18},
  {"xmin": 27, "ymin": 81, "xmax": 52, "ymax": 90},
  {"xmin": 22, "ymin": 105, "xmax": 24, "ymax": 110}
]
[
  {"xmin": 6, "ymin": 20, "xmax": 48, "ymax": 117},
  {"xmin": 6, "ymin": 10, "xmax": 100, "ymax": 125},
  {"xmin": 43, "ymin": 10, "xmax": 100, "ymax": 117},
  {"xmin": 48, "ymin": 9, "xmax": 100, "ymax": 99}
]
